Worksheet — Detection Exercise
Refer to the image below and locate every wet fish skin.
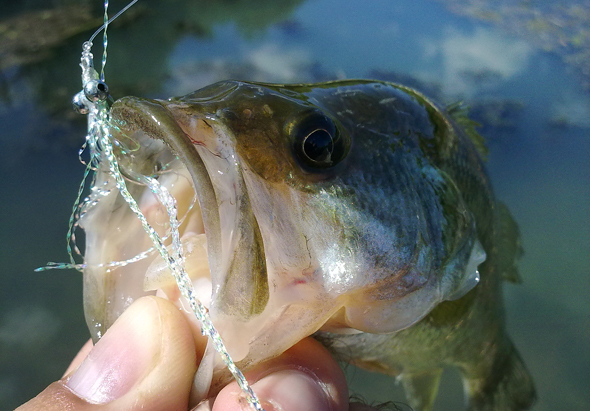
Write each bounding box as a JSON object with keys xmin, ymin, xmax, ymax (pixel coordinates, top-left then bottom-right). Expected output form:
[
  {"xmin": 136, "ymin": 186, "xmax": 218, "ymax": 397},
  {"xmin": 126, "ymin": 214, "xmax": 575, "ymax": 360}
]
[
  {"xmin": 108, "ymin": 80, "xmax": 535, "ymax": 409},
  {"xmin": 303, "ymin": 82, "xmax": 534, "ymax": 410}
]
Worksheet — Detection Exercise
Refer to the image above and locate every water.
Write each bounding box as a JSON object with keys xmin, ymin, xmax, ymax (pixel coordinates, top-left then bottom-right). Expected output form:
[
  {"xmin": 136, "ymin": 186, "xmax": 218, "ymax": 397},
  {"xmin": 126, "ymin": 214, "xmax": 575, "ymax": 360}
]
[{"xmin": 1, "ymin": 0, "xmax": 589, "ymax": 409}]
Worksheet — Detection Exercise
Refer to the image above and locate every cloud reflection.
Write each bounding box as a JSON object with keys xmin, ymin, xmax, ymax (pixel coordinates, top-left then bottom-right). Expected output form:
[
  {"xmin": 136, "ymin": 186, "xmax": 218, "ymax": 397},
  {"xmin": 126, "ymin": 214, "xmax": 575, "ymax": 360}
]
[
  {"xmin": 166, "ymin": 43, "xmax": 319, "ymax": 96},
  {"xmin": 422, "ymin": 27, "xmax": 532, "ymax": 96}
]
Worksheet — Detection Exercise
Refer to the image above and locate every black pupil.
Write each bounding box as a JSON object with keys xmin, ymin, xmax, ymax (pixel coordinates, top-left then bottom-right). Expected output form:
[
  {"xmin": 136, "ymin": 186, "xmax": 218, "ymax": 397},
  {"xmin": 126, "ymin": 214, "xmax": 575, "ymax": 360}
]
[{"xmin": 303, "ymin": 129, "xmax": 333, "ymax": 162}]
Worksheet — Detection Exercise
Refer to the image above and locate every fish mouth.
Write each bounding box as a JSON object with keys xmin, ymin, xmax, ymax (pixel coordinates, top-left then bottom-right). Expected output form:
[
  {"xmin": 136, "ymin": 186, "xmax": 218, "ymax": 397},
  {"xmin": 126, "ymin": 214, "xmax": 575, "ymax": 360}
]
[{"xmin": 80, "ymin": 90, "xmax": 269, "ymax": 357}]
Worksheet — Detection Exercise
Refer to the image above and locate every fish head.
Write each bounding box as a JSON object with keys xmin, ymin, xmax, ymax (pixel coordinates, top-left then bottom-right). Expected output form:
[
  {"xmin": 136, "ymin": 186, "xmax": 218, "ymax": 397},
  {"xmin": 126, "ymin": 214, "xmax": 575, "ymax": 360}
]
[{"xmin": 80, "ymin": 80, "xmax": 486, "ymax": 373}]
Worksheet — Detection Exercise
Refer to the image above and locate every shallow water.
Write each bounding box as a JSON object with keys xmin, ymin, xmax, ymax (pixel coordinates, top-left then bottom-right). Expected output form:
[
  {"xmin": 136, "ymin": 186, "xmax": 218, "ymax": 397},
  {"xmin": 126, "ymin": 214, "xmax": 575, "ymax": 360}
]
[{"xmin": 0, "ymin": 0, "xmax": 589, "ymax": 409}]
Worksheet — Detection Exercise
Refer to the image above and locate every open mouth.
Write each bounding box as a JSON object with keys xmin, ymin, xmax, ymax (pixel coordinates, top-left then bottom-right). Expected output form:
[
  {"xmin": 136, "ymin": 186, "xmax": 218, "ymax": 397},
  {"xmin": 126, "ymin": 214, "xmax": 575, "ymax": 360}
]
[
  {"xmin": 79, "ymin": 97, "xmax": 214, "ymax": 341},
  {"xmin": 79, "ymin": 90, "xmax": 275, "ymax": 372}
]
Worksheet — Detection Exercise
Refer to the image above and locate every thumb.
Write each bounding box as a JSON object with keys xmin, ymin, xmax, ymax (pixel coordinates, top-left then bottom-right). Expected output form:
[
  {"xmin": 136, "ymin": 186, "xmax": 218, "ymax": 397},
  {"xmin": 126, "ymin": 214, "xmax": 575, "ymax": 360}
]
[{"xmin": 17, "ymin": 296, "xmax": 199, "ymax": 411}]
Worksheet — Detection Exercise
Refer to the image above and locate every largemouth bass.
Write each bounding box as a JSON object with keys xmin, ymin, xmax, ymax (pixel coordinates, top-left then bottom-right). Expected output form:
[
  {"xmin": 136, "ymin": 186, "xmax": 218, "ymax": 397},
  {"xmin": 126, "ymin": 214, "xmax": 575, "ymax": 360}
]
[{"xmin": 79, "ymin": 80, "xmax": 535, "ymax": 410}]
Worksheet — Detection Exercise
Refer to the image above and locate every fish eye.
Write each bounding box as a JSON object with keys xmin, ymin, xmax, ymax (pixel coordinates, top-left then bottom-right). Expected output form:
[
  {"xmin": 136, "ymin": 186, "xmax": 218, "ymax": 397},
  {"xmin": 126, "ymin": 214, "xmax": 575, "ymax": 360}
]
[
  {"xmin": 291, "ymin": 110, "xmax": 347, "ymax": 170},
  {"xmin": 302, "ymin": 128, "xmax": 333, "ymax": 163}
]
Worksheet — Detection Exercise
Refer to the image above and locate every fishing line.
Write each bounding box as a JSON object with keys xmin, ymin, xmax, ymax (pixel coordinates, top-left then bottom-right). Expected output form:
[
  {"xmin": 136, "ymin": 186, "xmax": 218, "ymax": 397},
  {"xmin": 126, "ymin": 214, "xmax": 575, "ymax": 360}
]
[
  {"xmin": 38, "ymin": 2, "xmax": 266, "ymax": 409},
  {"xmin": 89, "ymin": 0, "xmax": 139, "ymax": 43},
  {"xmin": 100, "ymin": 0, "xmax": 109, "ymax": 81}
]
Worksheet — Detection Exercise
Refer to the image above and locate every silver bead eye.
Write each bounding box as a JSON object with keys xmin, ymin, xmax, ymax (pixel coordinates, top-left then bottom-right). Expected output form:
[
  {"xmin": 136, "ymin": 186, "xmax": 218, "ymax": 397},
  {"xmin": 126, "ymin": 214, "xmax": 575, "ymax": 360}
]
[
  {"xmin": 83, "ymin": 79, "xmax": 109, "ymax": 102},
  {"xmin": 72, "ymin": 91, "xmax": 89, "ymax": 114}
]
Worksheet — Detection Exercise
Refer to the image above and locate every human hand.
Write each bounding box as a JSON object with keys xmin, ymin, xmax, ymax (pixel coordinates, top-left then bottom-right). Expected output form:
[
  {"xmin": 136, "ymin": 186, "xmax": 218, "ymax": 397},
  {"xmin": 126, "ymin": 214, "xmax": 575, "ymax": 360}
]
[{"xmin": 16, "ymin": 296, "xmax": 376, "ymax": 411}]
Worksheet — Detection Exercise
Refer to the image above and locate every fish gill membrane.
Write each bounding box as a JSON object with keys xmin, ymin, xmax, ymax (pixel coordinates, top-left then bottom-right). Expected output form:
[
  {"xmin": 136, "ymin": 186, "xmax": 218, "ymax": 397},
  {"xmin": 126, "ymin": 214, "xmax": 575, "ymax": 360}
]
[{"xmin": 41, "ymin": 5, "xmax": 535, "ymax": 410}]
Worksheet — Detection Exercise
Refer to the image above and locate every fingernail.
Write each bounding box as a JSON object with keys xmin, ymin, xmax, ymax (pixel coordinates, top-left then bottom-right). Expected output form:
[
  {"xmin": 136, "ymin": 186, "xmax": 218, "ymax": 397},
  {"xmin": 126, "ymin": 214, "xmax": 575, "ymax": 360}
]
[
  {"xmin": 66, "ymin": 297, "xmax": 161, "ymax": 404},
  {"xmin": 248, "ymin": 370, "xmax": 332, "ymax": 411}
]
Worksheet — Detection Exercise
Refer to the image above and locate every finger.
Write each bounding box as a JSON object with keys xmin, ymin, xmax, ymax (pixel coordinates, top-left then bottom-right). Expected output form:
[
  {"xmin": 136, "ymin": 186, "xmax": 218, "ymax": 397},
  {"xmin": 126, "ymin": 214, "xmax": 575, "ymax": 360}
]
[
  {"xmin": 63, "ymin": 339, "xmax": 94, "ymax": 378},
  {"xmin": 17, "ymin": 296, "xmax": 204, "ymax": 411},
  {"xmin": 210, "ymin": 337, "xmax": 349, "ymax": 411}
]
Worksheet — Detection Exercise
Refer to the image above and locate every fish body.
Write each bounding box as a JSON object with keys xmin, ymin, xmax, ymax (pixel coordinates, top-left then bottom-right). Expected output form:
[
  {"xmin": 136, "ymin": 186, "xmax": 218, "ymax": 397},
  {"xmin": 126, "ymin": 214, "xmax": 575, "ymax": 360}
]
[{"xmin": 83, "ymin": 80, "xmax": 535, "ymax": 410}]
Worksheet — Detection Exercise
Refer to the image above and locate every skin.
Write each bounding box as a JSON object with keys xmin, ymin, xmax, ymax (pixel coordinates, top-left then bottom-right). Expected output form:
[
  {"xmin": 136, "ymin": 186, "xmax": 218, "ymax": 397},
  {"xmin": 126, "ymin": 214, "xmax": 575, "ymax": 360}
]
[{"xmin": 15, "ymin": 296, "xmax": 378, "ymax": 411}]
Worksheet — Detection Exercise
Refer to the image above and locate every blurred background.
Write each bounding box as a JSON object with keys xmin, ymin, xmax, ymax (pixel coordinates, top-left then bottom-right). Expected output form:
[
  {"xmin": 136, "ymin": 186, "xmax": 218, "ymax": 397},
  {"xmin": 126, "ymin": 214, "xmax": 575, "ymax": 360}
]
[{"xmin": 0, "ymin": 0, "xmax": 589, "ymax": 409}]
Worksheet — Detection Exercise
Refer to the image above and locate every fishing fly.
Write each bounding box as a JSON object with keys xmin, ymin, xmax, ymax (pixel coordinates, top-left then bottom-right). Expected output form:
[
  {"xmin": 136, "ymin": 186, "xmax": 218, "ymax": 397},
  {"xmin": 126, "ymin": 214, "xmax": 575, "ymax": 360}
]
[{"xmin": 43, "ymin": 1, "xmax": 265, "ymax": 409}]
